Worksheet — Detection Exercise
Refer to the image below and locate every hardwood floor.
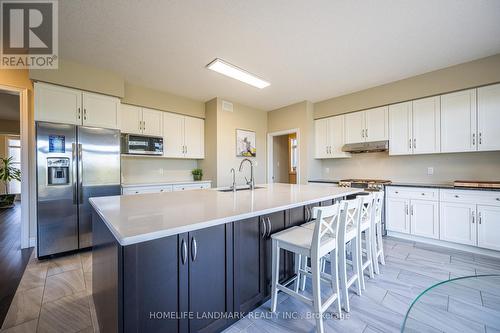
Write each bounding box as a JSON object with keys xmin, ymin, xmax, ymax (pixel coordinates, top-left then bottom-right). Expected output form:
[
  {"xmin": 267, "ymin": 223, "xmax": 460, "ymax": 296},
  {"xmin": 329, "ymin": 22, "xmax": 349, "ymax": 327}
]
[
  {"xmin": 0, "ymin": 203, "xmax": 32, "ymax": 328},
  {"xmin": 2, "ymin": 236, "xmax": 499, "ymax": 332}
]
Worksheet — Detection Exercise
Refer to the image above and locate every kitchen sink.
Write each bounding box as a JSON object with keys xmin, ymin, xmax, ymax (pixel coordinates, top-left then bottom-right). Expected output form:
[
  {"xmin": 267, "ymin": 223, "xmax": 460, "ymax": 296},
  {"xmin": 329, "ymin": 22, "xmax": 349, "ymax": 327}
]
[{"xmin": 217, "ymin": 186, "xmax": 265, "ymax": 192}]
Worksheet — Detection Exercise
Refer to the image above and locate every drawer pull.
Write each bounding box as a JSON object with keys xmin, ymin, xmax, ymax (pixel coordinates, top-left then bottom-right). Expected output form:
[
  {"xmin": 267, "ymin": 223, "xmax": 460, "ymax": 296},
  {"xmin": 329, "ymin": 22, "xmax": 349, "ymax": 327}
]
[
  {"xmin": 496, "ymin": 198, "xmax": 500, "ymax": 201},
  {"xmin": 421, "ymin": 193, "xmax": 425, "ymax": 196},
  {"xmin": 454, "ymin": 195, "xmax": 459, "ymax": 198},
  {"xmin": 395, "ymin": 191, "xmax": 399, "ymax": 194}
]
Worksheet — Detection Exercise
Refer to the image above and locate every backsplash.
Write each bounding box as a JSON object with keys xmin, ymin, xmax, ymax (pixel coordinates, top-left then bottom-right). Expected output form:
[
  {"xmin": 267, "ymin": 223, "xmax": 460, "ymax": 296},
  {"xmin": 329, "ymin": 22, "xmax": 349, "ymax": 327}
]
[
  {"xmin": 121, "ymin": 157, "xmax": 198, "ymax": 184},
  {"xmin": 320, "ymin": 151, "xmax": 500, "ymax": 183}
]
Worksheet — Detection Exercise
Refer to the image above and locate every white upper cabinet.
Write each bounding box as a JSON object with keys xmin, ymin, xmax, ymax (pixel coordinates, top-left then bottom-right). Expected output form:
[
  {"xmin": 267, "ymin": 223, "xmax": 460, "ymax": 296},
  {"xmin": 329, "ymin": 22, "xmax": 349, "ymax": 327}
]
[
  {"xmin": 35, "ymin": 82, "xmax": 82, "ymax": 125},
  {"xmin": 141, "ymin": 108, "xmax": 163, "ymax": 137},
  {"xmin": 314, "ymin": 118, "xmax": 329, "ymax": 158},
  {"xmin": 314, "ymin": 115, "xmax": 350, "ymax": 159},
  {"xmin": 183, "ymin": 116, "xmax": 204, "ymax": 159},
  {"xmin": 162, "ymin": 113, "xmax": 205, "ymax": 159},
  {"xmin": 35, "ymin": 82, "xmax": 119, "ymax": 129},
  {"xmin": 477, "ymin": 83, "xmax": 500, "ymax": 152},
  {"xmin": 120, "ymin": 104, "xmax": 143, "ymax": 135},
  {"xmin": 412, "ymin": 96, "xmax": 440, "ymax": 154},
  {"xmin": 440, "ymin": 89, "xmax": 477, "ymax": 153},
  {"xmin": 364, "ymin": 106, "xmax": 388, "ymax": 142},
  {"xmin": 344, "ymin": 107, "xmax": 388, "ymax": 144},
  {"xmin": 389, "ymin": 102, "xmax": 412, "ymax": 155},
  {"xmin": 120, "ymin": 105, "xmax": 163, "ymax": 136},
  {"xmin": 344, "ymin": 111, "xmax": 365, "ymax": 144},
  {"xmin": 163, "ymin": 112, "xmax": 185, "ymax": 158},
  {"xmin": 81, "ymin": 92, "xmax": 120, "ymax": 129}
]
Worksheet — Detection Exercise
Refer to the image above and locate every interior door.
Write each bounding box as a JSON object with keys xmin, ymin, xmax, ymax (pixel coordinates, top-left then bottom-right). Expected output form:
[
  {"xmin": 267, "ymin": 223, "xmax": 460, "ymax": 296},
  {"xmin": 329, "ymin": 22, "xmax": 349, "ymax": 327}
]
[
  {"xmin": 36, "ymin": 122, "xmax": 78, "ymax": 256},
  {"xmin": 477, "ymin": 84, "xmax": 500, "ymax": 151},
  {"xmin": 389, "ymin": 102, "xmax": 412, "ymax": 155},
  {"xmin": 188, "ymin": 224, "xmax": 231, "ymax": 333},
  {"xmin": 364, "ymin": 106, "xmax": 388, "ymax": 142},
  {"xmin": 440, "ymin": 89, "xmax": 477, "ymax": 153},
  {"xmin": 82, "ymin": 92, "xmax": 119, "ymax": 129},
  {"xmin": 410, "ymin": 199, "xmax": 439, "ymax": 239},
  {"xmin": 163, "ymin": 112, "xmax": 185, "ymax": 158},
  {"xmin": 184, "ymin": 116, "xmax": 204, "ymax": 158},
  {"xmin": 35, "ymin": 82, "xmax": 81, "ymax": 125},
  {"xmin": 440, "ymin": 202, "xmax": 476, "ymax": 246},
  {"xmin": 412, "ymin": 96, "xmax": 441, "ymax": 154},
  {"xmin": 120, "ymin": 104, "xmax": 143, "ymax": 135},
  {"xmin": 344, "ymin": 111, "xmax": 365, "ymax": 144},
  {"xmin": 477, "ymin": 205, "xmax": 500, "ymax": 251},
  {"xmin": 233, "ymin": 217, "xmax": 266, "ymax": 313},
  {"xmin": 78, "ymin": 127, "xmax": 121, "ymax": 249},
  {"xmin": 314, "ymin": 118, "xmax": 330, "ymax": 158},
  {"xmin": 142, "ymin": 108, "xmax": 163, "ymax": 137},
  {"xmin": 386, "ymin": 198, "xmax": 409, "ymax": 233}
]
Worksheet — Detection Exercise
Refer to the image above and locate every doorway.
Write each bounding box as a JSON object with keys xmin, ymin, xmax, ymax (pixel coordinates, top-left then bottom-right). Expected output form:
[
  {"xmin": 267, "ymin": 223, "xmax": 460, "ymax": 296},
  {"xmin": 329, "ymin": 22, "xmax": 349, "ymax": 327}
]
[{"xmin": 267, "ymin": 129, "xmax": 300, "ymax": 184}]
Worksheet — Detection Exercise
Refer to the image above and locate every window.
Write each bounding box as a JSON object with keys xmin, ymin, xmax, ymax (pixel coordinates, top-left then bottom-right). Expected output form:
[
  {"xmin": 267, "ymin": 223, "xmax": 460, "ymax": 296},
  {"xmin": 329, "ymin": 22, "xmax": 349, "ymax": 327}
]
[{"xmin": 6, "ymin": 137, "xmax": 21, "ymax": 194}]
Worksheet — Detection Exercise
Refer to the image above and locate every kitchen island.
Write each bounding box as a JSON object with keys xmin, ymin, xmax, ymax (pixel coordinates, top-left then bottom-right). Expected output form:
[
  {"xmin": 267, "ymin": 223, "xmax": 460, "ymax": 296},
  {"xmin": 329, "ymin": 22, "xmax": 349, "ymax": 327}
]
[{"xmin": 90, "ymin": 183, "xmax": 362, "ymax": 333}]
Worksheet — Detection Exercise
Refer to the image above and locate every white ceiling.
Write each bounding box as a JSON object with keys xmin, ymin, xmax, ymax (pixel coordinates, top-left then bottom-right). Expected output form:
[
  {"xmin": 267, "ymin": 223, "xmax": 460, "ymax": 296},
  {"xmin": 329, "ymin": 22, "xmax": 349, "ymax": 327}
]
[{"xmin": 59, "ymin": 1, "xmax": 500, "ymax": 110}]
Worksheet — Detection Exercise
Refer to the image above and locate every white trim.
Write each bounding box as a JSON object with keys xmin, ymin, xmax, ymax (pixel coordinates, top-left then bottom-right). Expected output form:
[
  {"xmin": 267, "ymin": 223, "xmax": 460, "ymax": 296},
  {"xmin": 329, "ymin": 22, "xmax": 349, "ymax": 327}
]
[
  {"xmin": 0, "ymin": 84, "xmax": 31, "ymax": 249},
  {"xmin": 29, "ymin": 236, "xmax": 37, "ymax": 248},
  {"xmin": 267, "ymin": 128, "xmax": 300, "ymax": 184},
  {"xmin": 387, "ymin": 231, "xmax": 500, "ymax": 259}
]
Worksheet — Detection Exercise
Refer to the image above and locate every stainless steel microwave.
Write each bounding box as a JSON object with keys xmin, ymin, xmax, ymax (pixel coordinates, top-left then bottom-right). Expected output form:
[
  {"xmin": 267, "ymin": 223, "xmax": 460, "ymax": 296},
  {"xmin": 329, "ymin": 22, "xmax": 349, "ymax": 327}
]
[{"xmin": 121, "ymin": 133, "xmax": 163, "ymax": 155}]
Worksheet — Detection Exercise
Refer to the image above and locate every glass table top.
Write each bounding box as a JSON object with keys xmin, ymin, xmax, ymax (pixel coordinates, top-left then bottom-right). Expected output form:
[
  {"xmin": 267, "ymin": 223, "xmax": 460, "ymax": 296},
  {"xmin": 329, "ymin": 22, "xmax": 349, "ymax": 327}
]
[{"xmin": 402, "ymin": 274, "xmax": 500, "ymax": 332}]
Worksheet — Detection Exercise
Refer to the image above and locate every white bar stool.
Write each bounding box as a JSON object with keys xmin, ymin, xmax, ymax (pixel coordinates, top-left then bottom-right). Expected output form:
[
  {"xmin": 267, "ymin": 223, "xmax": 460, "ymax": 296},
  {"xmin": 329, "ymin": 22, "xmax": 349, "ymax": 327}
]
[
  {"xmin": 337, "ymin": 197, "xmax": 363, "ymax": 312},
  {"xmin": 371, "ymin": 191, "xmax": 385, "ymax": 274},
  {"xmin": 357, "ymin": 193, "xmax": 375, "ymax": 290},
  {"xmin": 270, "ymin": 203, "xmax": 343, "ymax": 333}
]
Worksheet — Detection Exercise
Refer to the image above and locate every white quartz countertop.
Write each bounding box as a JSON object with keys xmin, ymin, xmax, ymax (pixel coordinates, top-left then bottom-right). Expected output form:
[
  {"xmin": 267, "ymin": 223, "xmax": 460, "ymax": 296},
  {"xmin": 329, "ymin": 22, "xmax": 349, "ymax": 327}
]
[
  {"xmin": 121, "ymin": 180, "xmax": 212, "ymax": 188},
  {"xmin": 89, "ymin": 183, "xmax": 363, "ymax": 246}
]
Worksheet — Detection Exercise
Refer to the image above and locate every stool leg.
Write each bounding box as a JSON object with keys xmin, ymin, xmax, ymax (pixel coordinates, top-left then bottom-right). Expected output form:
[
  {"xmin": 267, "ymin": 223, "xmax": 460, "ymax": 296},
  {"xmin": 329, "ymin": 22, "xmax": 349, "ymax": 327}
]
[
  {"xmin": 352, "ymin": 237, "xmax": 362, "ymax": 296},
  {"xmin": 372, "ymin": 226, "xmax": 380, "ymax": 275},
  {"xmin": 311, "ymin": 255, "xmax": 324, "ymax": 333},
  {"xmin": 270, "ymin": 239, "xmax": 280, "ymax": 313},
  {"xmin": 377, "ymin": 223, "xmax": 385, "ymax": 265},
  {"xmin": 301, "ymin": 256, "xmax": 308, "ymax": 291},
  {"xmin": 366, "ymin": 228, "xmax": 374, "ymax": 279},
  {"xmin": 330, "ymin": 248, "xmax": 342, "ymax": 319},
  {"xmin": 294, "ymin": 254, "xmax": 300, "ymax": 293},
  {"xmin": 339, "ymin": 242, "xmax": 349, "ymax": 312},
  {"xmin": 359, "ymin": 233, "xmax": 366, "ymax": 291}
]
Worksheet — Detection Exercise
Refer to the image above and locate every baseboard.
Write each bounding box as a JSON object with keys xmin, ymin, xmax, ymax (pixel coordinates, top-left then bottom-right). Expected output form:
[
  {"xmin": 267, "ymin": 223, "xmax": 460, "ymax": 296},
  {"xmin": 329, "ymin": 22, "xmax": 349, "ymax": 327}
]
[
  {"xmin": 29, "ymin": 237, "xmax": 36, "ymax": 248},
  {"xmin": 386, "ymin": 231, "xmax": 500, "ymax": 259}
]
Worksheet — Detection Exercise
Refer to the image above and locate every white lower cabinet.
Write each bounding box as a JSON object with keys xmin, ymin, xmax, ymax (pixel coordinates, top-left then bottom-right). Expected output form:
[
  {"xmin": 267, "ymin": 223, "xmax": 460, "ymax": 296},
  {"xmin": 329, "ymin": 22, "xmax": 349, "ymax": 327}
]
[
  {"xmin": 123, "ymin": 181, "xmax": 211, "ymax": 195},
  {"xmin": 172, "ymin": 183, "xmax": 210, "ymax": 191},
  {"xmin": 410, "ymin": 199, "xmax": 439, "ymax": 239},
  {"xmin": 386, "ymin": 198, "xmax": 410, "ymax": 233},
  {"xmin": 439, "ymin": 202, "xmax": 476, "ymax": 246},
  {"xmin": 477, "ymin": 205, "xmax": 500, "ymax": 251}
]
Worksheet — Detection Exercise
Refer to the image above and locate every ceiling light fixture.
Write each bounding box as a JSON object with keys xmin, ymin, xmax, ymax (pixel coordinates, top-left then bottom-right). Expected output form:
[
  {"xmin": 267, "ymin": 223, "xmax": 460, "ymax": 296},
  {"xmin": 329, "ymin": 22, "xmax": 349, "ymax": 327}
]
[{"xmin": 206, "ymin": 58, "xmax": 270, "ymax": 89}]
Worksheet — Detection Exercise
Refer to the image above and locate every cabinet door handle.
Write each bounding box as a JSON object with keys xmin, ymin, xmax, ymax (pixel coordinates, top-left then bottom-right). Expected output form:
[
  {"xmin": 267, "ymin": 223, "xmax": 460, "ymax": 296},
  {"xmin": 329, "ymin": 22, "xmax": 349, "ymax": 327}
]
[
  {"xmin": 471, "ymin": 211, "xmax": 475, "ymax": 224},
  {"xmin": 83, "ymin": 108, "xmax": 87, "ymax": 120},
  {"xmin": 261, "ymin": 218, "xmax": 267, "ymax": 239},
  {"xmin": 305, "ymin": 206, "xmax": 310, "ymax": 222},
  {"xmin": 365, "ymin": 128, "xmax": 368, "ymax": 138},
  {"xmin": 409, "ymin": 139, "xmax": 412, "ymax": 149},
  {"xmin": 77, "ymin": 107, "xmax": 81, "ymax": 120},
  {"xmin": 479, "ymin": 132, "xmax": 482, "ymax": 145},
  {"xmin": 410, "ymin": 205, "xmax": 414, "ymax": 216},
  {"xmin": 190, "ymin": 237, "xmax": 197, "ymax": 262},
  {"xmin": 478, "ymin": 212, "xmax": 482, "ymax": 225},
  {"xmin": 266, "ymin": 217, "xmax": 272, "ymax": 237},
  {"xmin": 413, "ymin": 138, "xmax": 416, "ymax": 149},
  {"xmin": 361, "ymin": 129, "xmax": 364, "ymax": 138},
  {"xmin": 181, "ymin": 238, "xmax": 187, "ymax": 265},
  {"xmin": 405, "ymin": 203, "xmax": 408, "ymax": 215},
  {"xmin": 472, "ymin": 133, "xmax": 476, "ymax": 146}
]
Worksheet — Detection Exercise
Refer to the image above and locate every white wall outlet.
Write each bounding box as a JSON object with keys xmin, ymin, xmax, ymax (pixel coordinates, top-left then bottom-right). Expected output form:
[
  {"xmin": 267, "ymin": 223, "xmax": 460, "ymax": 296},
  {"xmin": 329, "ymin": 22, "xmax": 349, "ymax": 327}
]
[{"xmin": 427, "ymin": 167, "xmax": 434, "ymax": 175}]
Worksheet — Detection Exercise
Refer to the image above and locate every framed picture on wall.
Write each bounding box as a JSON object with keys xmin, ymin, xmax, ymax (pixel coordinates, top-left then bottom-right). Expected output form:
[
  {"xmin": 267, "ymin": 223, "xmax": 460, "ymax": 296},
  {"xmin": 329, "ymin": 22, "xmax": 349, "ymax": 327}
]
[{"xmin": 236, "ymin": 129, "xmax": 256, "ymax": 157}]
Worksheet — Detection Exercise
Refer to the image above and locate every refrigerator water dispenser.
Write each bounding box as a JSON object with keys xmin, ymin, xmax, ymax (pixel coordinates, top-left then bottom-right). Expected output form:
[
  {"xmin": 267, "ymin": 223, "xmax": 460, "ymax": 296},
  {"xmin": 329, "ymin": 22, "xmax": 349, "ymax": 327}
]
[{"xmin": 47, "ymin": 157, "xmax": 70, "ymax": 185}]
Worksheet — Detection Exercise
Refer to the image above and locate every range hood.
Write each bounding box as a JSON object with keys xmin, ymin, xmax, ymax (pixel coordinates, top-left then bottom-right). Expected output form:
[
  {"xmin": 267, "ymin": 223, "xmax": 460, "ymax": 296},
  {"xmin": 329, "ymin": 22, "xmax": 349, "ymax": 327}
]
[{"xmin": 342, "ymin": 140, "xmax": 389, "ymax": 153}]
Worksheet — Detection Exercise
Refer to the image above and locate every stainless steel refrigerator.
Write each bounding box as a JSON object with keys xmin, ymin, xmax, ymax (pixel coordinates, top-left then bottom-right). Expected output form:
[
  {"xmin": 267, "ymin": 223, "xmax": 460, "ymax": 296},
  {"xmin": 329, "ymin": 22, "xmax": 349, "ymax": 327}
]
[{"xmin": 36, "ymin": 122, "xmax": 121, "ymax": 257}]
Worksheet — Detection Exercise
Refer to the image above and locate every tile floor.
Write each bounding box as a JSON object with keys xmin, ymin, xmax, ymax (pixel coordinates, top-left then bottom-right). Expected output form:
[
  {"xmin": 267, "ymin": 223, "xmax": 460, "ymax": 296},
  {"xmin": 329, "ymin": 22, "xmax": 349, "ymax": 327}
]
[{"xmin": 1, "ymin": 237, "xmax": 499, "ymax": 333}]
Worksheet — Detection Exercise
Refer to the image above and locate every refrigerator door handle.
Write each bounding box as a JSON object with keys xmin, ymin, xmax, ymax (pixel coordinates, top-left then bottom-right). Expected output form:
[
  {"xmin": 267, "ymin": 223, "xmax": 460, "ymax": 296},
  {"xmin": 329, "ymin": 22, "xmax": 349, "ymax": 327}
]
[
  {"xmin": 78, "ymin": 143, "xmax": 83, "ymax": 204},
  {"xmin": 72, "ymin": 143, "xmax": 78, "ymax": 205}
]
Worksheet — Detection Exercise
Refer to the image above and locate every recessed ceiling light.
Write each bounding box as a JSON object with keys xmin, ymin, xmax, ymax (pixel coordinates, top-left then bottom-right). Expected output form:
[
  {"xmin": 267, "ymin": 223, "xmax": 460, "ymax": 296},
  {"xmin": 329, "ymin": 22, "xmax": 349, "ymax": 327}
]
[{"xmin": 206, "ymin": 58, "xmax": 270, "ymax": 89}]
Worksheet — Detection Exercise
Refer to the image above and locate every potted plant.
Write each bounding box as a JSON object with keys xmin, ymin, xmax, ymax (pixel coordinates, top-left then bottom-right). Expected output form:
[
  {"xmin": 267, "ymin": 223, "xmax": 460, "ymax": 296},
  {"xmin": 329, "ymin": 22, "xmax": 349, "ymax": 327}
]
[
  {"xmin": 192, "ymin": 168, "xmax": 203, "ymax": 181},
  {"xmin": 0, "ymin": 157, "xmax": 21, "ymax": 209}
]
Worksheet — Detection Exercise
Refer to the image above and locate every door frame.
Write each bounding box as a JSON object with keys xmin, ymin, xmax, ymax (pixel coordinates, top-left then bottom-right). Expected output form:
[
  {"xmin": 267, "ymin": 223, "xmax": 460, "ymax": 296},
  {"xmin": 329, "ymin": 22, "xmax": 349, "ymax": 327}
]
[
  {"xmin": 267, "ymin": 128, "xmax": 300, "ymax": 184},
  {"xmin": 0, "ymin": 84, "xmax": 30, "ymax": 249}
]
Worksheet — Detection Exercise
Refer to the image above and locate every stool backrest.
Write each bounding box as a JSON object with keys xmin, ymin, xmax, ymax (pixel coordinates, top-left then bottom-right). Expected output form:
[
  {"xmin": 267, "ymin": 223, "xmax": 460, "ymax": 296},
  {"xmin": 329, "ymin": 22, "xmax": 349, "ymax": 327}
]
[
  {"xmin": 311, "ymin": 202, "xmax": 341, "ymax": 256},
  {"xmin": 358, "ymin": 193, "xmax": 375, "ymax": 224},
  {"xmin": 338, "ymin": 197, "xmax": 361, "ymax": 244},
  {"xmin": 373, "ymin": 191, "xmax": 384, "ymax": 224}
]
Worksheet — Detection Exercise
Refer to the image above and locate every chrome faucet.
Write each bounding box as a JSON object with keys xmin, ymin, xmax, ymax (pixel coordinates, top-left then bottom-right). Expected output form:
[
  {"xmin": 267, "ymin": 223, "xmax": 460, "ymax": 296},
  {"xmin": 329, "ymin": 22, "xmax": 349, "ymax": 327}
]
[
  {"xmin": 239, "ymin": 158, "xmax": 255, "ymax": 190},
  {"xmin": 230, "ymin": 168, "xmax": 236, "ymax": 192}
]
